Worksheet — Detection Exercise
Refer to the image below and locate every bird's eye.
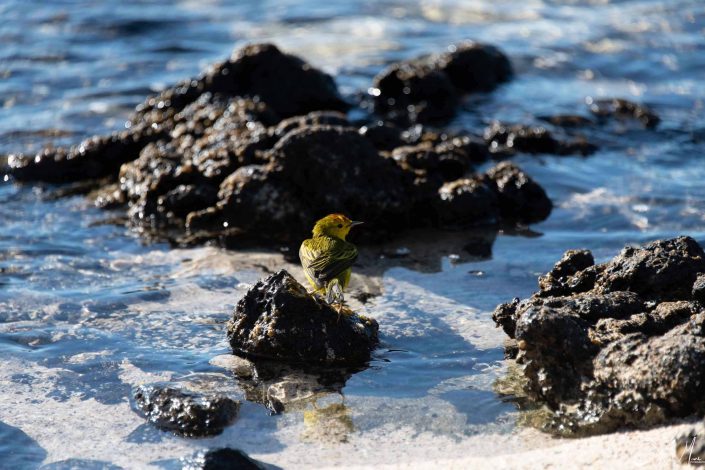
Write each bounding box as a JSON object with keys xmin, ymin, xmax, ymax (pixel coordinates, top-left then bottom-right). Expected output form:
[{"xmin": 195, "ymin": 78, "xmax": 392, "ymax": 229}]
[{"xmin": 337, "ymin": 224, "xmax": 343, "ymax": 228}]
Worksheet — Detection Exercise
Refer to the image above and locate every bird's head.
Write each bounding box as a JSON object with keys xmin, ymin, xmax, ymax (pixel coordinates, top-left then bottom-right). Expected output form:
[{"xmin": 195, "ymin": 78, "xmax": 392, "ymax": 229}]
[{"xmin": 312, "ymin": 214, "xmax": 363, "ymax": 240}]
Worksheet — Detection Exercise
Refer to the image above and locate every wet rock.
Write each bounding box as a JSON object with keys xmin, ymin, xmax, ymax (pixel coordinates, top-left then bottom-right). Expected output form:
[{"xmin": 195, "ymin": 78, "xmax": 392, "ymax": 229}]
[
  {"xmin": 370, "ymin": 42, "xmax": 512, "ymax": 124},
  {"xmin": 186, "ymin": 125, "xmax": 415, "ymax": 243},
  {"xmin": 434, "ymin": 135, "xmax": 489, "ymax": 164},
  {"xmin": 181, "ymin": 448, "xmax": 267, "ymax": 470},
  {"xmin": 484, "ymin": 122, "xmax": 597, "ymax": 156},
  {"xmin": 587, "ymin": 97, "xmax": 660, "ymax": 128},
  {"xmin": 371, "ymin": 59, "xmax": 459, "ymax": 124},
  {"xmin": 135, "ymin": 43, "xmax": 347, "ymax": 123},
  {"xmin": 434, "ymin": 42, "xmax": 512, "ymax": 93},
  {"xmin": 484, "ymin": 122, "xmax": 558, "ymax": 155},
  {"xmin": 8, "ymin": 124, "xmax": 165, "ymax": 183},
  {"xmin": 493, "ymin": 236, "xmax": 705, "ymax": 435},
  {"xmin": 435, "ymin": 177, "xmax": 499, "ymax": 227},
  {"xmin": 391, "ymin": 143, "xmax": 468, "ymax": 183},
  {"xmin": 7, "ymin": 42, "xmax": 553, "ymax": 246},
  {"xmin": 8, "ymin": 43, "xmax": 346, "ymax": 184},
  {"xmin": 538, "ymin": 249, "xmax": 596, "ymax": 297},
  {"xmin": 486, "ymin": 161, "xmax": 553, "ymax": 224},
  {"xmin": 273, "ymin": 110, "xmax": 350, "ymax": 137},
  {"xmin": 227, "ymin": 270, "xmax": 379, "ymax": 366},
  {"xmin": 693, "ymin": 273, "xmax": 705, "ymax": 303},
  {"xmin": 132, "ymin": 384, "xmax": 240, "ymax": 437},
  {"xmin": 358, "ymin": 122, "xmax": 406, "ymax": 151},
  {"xmin": 594, "ymin": 236, "xmax": 705, "ymax": 300}
]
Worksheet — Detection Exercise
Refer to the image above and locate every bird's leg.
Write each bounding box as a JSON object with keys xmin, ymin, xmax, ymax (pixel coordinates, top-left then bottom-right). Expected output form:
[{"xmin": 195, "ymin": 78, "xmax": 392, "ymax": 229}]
[{"xmin": 326, "ymin": 279, "xmax": 346, "ymax": 322}]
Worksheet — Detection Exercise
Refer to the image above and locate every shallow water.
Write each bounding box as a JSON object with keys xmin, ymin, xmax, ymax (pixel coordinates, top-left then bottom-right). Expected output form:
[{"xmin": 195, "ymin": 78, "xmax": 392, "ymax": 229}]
[{"xmin": 1, "ymin": 0, "xmax": 705, "ymax": 468}]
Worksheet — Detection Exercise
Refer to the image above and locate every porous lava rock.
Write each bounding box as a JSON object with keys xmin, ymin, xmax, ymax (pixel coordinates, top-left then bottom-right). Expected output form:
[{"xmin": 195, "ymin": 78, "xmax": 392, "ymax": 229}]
[
  {"xmin": 132, "ymin": 384, "xmax": 240, "ymax": 437},
  {"xmin": 7, "ymin": 43, "xmax": 346, "ymax": 183},
  {"xmin": 493, "ymin": 236, "xmax": 705, "ymax": 435},
  {"xmin": 370, "ymin": 42, "xmax": 512, "ymax": 124},
  {"xmin": 4, "ymin": 43, "xmax": 554, "ymax": 247},
  {"xmin": 227, "ymin": 270, "xmax": 379, "ymax": 366}
]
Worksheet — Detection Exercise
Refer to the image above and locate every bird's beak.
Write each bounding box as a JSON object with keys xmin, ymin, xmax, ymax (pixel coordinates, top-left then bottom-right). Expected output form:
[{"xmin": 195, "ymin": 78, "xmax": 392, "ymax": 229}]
[{"xmin": 350, "ymin": 221, "xmax": 364, "ymax": 227}]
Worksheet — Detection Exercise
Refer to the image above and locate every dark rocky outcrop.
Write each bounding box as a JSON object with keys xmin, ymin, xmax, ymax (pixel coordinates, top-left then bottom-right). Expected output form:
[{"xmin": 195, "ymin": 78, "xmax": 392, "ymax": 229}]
[
  {"xmin": 227, "ymin": 270, "xmax": 379, "ymax": 366},
  {"xmin": 7, "ymin": 43, "xmax": 345, "ymax": 184},
  {"xmin": 370, "ymin": 42, "xmax": 512, "ymax": 124},
  {"xmin": 493, "ymin": 236, "xmax": 705, "ymax": 435},
  {"xmin": 4, "ymin": 42, "xmax": 556, "ymax": 247},
  {"xmin": 132, "ymin": 384, "xmax": 240, "ymax": 437}
]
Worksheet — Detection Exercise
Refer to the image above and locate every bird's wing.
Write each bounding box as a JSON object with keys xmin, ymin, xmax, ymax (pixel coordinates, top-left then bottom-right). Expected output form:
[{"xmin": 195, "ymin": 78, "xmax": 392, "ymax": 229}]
[{"xmin": 299, "ymin": 237, "xmax": 358, "ymax": 287}]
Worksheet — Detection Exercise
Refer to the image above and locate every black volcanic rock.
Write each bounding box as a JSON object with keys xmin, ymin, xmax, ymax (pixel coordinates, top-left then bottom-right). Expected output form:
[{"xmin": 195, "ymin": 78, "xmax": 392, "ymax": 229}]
[
  {"xmin": 132, "ymin": 384, "xmax": 240, "ymax": 437},
  {"xmin": 227, "ymin": 270, "xmax": 379, "ymax": 366},
  {"xmin": 7, "ymin": 43, "xmax": 346, "ymax": 184},
  {"xmin": 5, "ymin": 43, "xmax": 555, "ymax": 247},
  {"xmin": 434, "ymin": 42, "xmax": 512, "ymax": 93},
  {"xmin": 486, "ymin": 161, "xmax": 553, "ymax": 224},
  {"xmin": 493, "ymin": 236, "xmax": 705, "ymax": 436},
  {"xmin": 370, "ymin": 42, "xmax": 512, "ymax": 124}
]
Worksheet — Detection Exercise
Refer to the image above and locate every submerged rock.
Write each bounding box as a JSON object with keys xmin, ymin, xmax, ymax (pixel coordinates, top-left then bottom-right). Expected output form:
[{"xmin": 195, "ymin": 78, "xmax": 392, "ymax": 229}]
[
  {"xmin": 587, "ymin": 97, "xmax": 660, "ymax": 129},
  {"xmin": 227, "ymin": 270, "xmax": 379, "ymax": 366},
  {"xmin": 211, "ymin": 354, "xmax": 354, "ymax": 415},
  {"xmin": 181, "ymin": 448, "xmax": 267, "ymax": 470},
  {"xmin": 132, "ymin": 384, "xmax": 240, "ymax": 437},
  {"xmin": 370, "ymin": 42, "xmax": 512, "ymax": 124},
  {"xmin": 484, "ymin": 122, "xmax": 597, "ymax": 156},
  {"xmin": 493, "ymin": 236, "xmax": 705, "ymax": 435}
]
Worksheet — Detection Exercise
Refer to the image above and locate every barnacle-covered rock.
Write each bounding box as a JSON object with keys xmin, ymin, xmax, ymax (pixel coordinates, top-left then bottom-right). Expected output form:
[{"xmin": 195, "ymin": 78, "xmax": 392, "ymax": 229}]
[
  {"xmin": 132, "ymin": 384, "xmax": 240, "ymax": 437},
  {"xmin": 493, "ymin": 236, "xmax": 705, "ymax": 436},
  {"xmin": 227, "ymin": 270, "xmax": 379, "ymax": 366}
]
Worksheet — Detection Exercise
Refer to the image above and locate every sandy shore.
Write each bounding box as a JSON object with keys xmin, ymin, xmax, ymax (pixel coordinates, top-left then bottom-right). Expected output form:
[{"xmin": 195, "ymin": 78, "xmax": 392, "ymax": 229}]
[{"xmin": 319, "ymin": 423, "xmax": 696, "ymax": 470}]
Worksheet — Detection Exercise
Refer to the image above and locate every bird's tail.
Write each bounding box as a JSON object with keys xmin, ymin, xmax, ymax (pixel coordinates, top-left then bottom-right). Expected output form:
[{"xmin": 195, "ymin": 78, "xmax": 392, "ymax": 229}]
[{"xmin": 326, "ymin": 278, "xmax": 344, "ymax": 305}]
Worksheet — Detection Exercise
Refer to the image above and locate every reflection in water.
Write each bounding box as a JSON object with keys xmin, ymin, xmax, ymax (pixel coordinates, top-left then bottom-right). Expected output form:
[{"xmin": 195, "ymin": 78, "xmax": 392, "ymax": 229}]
[
  {"xmin": 211, "ymin": 354, "xmax": 356, "ymax": 414},
  {"xmin": 302, "ymin": 398, "xmax": 354, "ymax": 444}
]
